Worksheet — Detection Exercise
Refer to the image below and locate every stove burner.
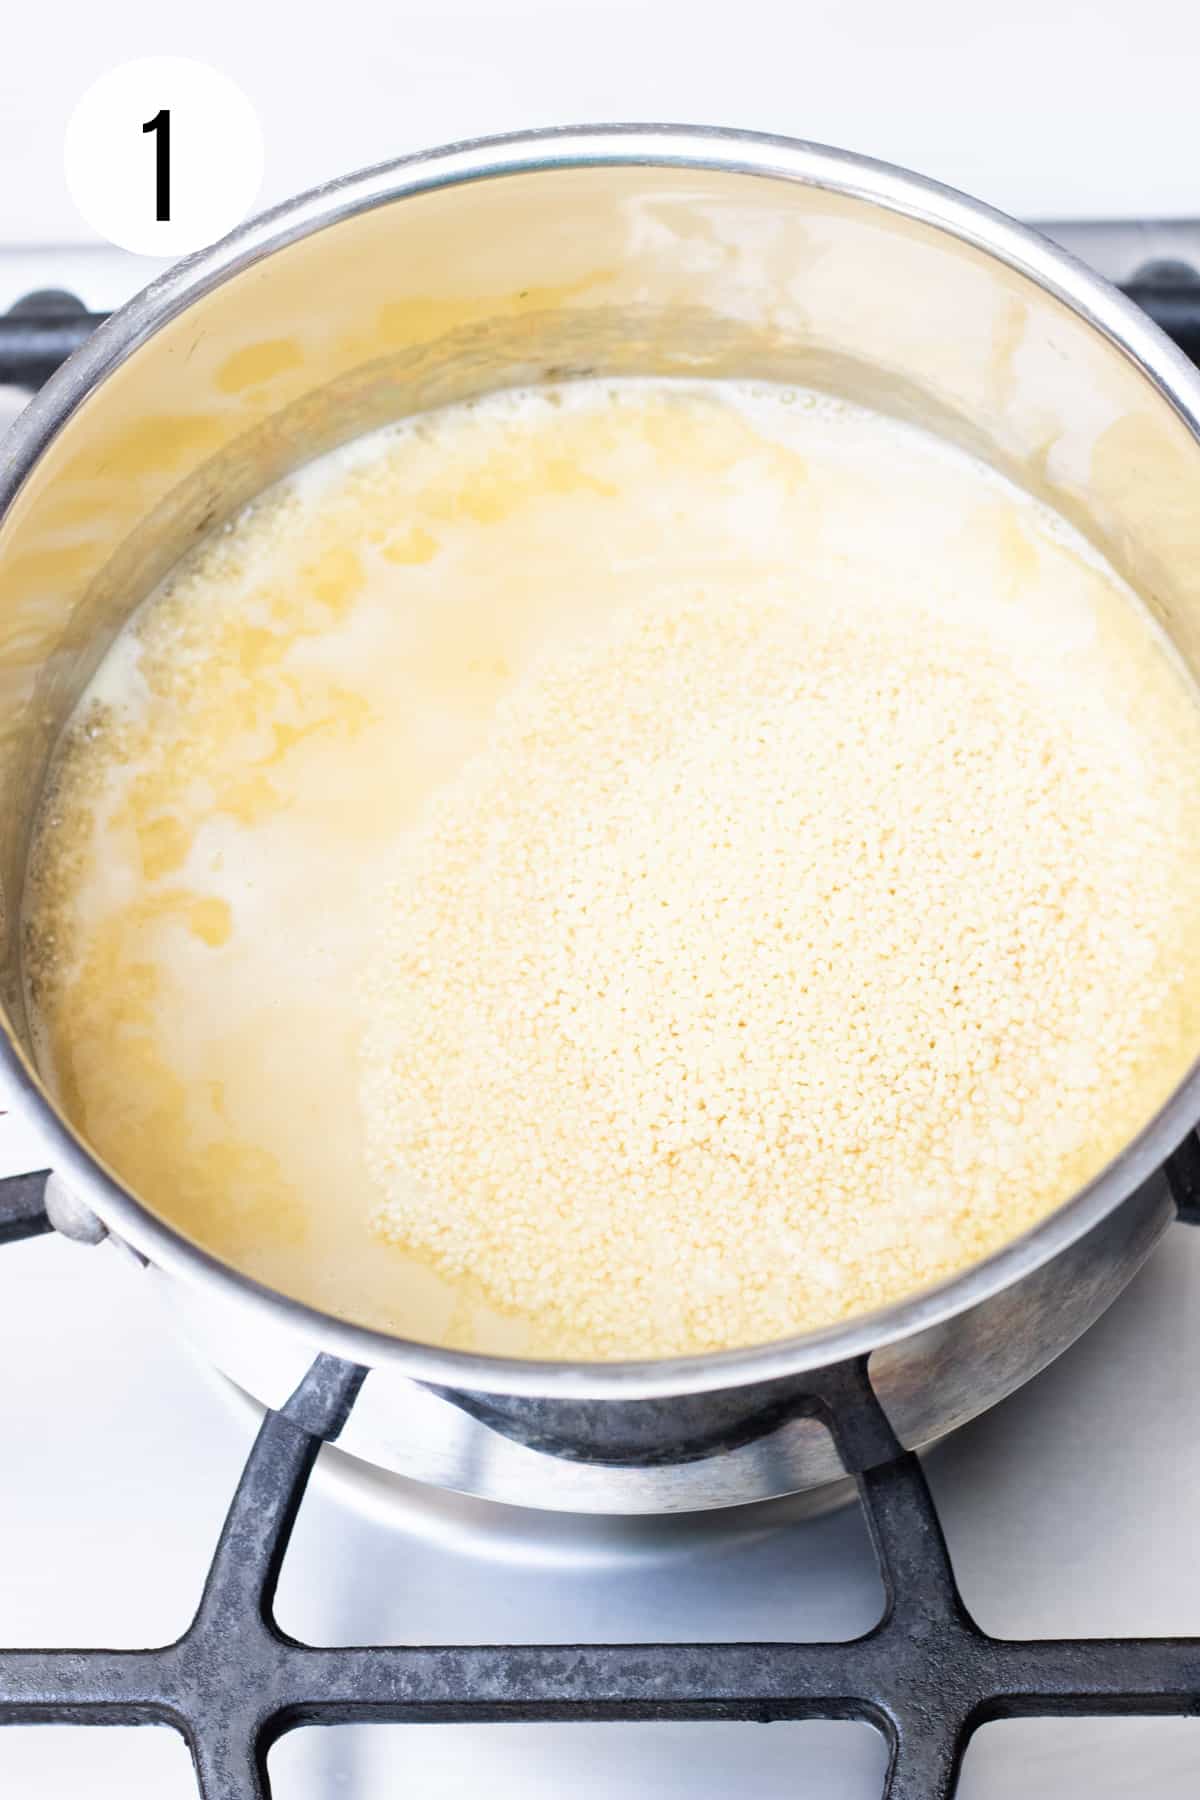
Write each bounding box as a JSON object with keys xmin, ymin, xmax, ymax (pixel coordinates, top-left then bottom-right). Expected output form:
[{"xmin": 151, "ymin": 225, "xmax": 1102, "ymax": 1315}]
[{"xmin": 2, "ymin": 1163, "xmax": 1200, "ymax": 1799}]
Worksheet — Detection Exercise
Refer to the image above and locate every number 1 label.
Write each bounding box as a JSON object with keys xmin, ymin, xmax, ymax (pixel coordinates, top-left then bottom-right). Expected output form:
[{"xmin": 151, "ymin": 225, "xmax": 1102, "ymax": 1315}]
[
  {"xmin": 65, "ymin": 58, "xmax": 263, "ymax": 256},
  {"xmin": 142, "ymin": 109, "xmax": 171, "ymax": 222}
]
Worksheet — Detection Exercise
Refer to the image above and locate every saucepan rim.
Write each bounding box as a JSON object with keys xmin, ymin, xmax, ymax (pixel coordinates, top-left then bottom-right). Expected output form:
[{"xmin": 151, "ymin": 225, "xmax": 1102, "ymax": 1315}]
[{"xmin": 2, "ymin": 121, "xmax": 1198, "ymax": 1400}]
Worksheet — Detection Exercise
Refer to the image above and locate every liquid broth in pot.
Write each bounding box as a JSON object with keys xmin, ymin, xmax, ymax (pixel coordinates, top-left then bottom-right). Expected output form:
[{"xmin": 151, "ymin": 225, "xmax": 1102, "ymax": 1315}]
[{"xmin": 24, "ymin": 378, "xmax": 1200, "ymax": 1358}]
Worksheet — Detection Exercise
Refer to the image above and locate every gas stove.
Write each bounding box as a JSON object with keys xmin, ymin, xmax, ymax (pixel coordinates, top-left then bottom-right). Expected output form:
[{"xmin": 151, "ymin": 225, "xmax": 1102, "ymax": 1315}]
[{"xmin": 3, "ymin": 224, "xmax": 1200, "ymax": 1800}]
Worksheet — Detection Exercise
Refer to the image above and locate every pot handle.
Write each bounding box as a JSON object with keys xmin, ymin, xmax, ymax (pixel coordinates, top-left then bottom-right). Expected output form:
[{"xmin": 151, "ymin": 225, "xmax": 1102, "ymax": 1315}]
[
  {"xmin": 0, "ymin": 294, "xmax": 107, "ymax": 390},
  {"xmin": 0, "ymin": 1169, "xmax": 51, "ymax": 1244}
]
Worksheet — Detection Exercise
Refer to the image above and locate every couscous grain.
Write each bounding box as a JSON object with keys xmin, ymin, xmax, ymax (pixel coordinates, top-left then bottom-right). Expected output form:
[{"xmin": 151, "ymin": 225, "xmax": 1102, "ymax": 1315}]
[{"xmin": 363, "ymin": 564, "xmax": 1200, "ymax": 1356}]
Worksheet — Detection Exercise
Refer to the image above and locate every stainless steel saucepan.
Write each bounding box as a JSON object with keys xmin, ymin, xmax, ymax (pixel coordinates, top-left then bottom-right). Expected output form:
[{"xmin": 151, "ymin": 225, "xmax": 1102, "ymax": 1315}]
[{"xmin": 2, "ymin": 126, "xmax": 1200, "ymax": 1513}]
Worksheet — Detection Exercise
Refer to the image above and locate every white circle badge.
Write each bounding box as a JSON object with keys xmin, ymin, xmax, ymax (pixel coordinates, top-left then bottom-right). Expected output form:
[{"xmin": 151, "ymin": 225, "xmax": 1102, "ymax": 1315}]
[{"xmin": 64, "ymin": 57, "xmax": 264, "ymax": 257}]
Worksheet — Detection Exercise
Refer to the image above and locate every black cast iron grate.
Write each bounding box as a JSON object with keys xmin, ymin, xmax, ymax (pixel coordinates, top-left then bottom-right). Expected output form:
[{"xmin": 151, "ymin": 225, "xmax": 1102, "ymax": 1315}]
[
  {"xmin": 2, "ymin": 1167, "xmax": 1200, "ymax": 1799},
  {"xmin": 4, "ymin": 275, "xmax": 1200, "ymax": 1798}
]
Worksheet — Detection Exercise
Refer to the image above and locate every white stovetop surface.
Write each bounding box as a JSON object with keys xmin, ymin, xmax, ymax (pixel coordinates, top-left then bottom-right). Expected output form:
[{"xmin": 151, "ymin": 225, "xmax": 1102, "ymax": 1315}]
[
  {"xmin": 2, "ymin": 0, "xmax": 1200, "ymax": 239},
  {"xmin": 5, "ymin": 5, "xmax": 1200, "ymax": 1792}
]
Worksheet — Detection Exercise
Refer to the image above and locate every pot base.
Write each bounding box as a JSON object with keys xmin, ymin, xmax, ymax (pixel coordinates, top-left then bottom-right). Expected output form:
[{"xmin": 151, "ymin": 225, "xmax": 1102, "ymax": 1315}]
[{"xmin": 220, "ymin": 1369, "xmax": 861, "ymax": 1543}]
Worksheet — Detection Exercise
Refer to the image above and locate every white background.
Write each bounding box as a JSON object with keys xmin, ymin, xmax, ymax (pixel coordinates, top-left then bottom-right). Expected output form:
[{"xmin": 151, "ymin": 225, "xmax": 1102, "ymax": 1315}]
[{"xmin": 0, "ymin": 0, "xmax": 1198, "ymax": 247}]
